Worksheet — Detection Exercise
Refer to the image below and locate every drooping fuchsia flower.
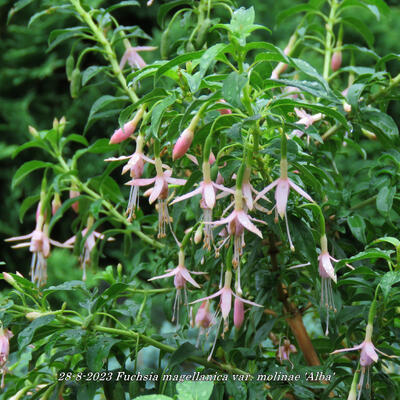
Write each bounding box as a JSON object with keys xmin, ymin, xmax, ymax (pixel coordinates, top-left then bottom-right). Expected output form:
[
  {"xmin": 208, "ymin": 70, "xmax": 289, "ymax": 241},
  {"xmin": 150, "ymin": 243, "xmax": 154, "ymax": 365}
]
[
  {"xmin": 331, "ymin": 323, "xmax": 394, "ymax": 399},
  {"xmin": 126, "ymin": 157, "xmax": 186, "ymax": 238},
  {"xmin": 195, "ymin": 300, "xmax": 213, "ymax": 330},
  {"xmin": 5, "ymin": 211, "xmax": 71, "ymax": 287},
  {"xmin": 191, "ymin": 270, "xmax": 262, "ymax": 360},
  {"xmin": 171, "ymin": 160, "xmax": 234, "ymax": 249},
  {"xmin": 149, "ymin": 249, "xmax": 204, "ymax": 324},
  {"xmin": 255, "ymin": 158, "xmax": 313, "ymax": 251},
  {"xmin": 119, "ymin": 44, "xmax": 157, "ymax": 70},
  {"xmin": 318, "ymin": 234, "xmax": 338, "ymax": 335},
  {"xmin": 295, "ymin": 107, "xmax": 324, "ymax": 129},
  {"xmin": 109, "ymin": 106, "xmax": 145, "ymax": 144},
  {"xmin": 105, "ymin": 134, "xmax": 155, "ymax": 220},
  {"xmin": 64, "ymin": 217, "xmax": 114, "ymax": 280},
  {"xmin": 276, "ymin": 339, "xmax": 297, "ymax": 367},
  {"xmin": 0, "ymin": 327, "xmax": 13, "ymax": 389},
  {"xmin": 215, "ymin": 188, "xmax": 265, "ymax": 267}
]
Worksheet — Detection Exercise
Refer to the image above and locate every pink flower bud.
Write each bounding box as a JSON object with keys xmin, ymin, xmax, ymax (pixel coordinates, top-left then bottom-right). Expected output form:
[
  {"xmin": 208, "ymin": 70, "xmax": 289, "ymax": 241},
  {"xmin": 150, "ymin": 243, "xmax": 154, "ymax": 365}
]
[
  {"xmin": 194, "ymin": 225, "xmax": 203, "ymax": 244},
  {"xmin": 51, "ymin": 194, "xmax": 62, "ymax": 215},
  {"xmin": 331, "ymin": 51, "xmax": 342, "ymax": 72},
  {"xmin": 208, "ymin": 151, "xmax": 216, "ymax": 165},
  {"xmin": 69, "ymin": 190, "xmax": 80, "ymax": 213},
  {"xmin": 109, "ymin": 119, "xmax": 137, "ymax": 144},
  {"xmin": 173, "ymin": 128, "xmax": 194, "ymax": 160},
  {"xmin": 217, "ymin": 99, "xmax": 232, "ymax": 115},
  {"xmin": 233, "ymin": 297, "xmax": 244, "ymax": 330}
]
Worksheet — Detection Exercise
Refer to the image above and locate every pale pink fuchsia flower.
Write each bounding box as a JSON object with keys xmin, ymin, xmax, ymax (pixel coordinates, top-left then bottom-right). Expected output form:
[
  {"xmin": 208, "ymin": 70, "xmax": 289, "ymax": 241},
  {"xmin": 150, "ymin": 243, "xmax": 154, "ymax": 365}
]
[
  {"xmin": 109, "ymin": 106, "xmax": 145, "ymax": 144},
  {"xmin": 276, "ymin": 339, "xmax": 297, "ymax": 367},
  {"xmin": 331, "ymin": 50, "xmax": 342, "ymax": 72},
  {"xmin": 191, "ymin": 270, "xmax": 262, "ymax": 360},
  {"xmin": 195, "ymin": 300, "xmax": 213, "ymax": 329},
  {"xmin": 318, "ymin": 234, "xmax": 338, "ymax": 335},
  {"xmin": 149, "ymin": 250, "xmax": 204, "ymax": 324},
  {"xmin": 214, "ymin": 188, "xmax": 265, "ymax": 267},
  {"xmin": 171, "ymin": 161, "xmax": 233, "ymax": 249},
  {"xmin": 127, "ymin": 158, "xmax": 186, "ymax": 238},
  {"xmin": 331, "ymin": 324, "xmax": 394, "ymax": 400},
  {"xmin": 105, "ymin": 135, "xmax": 154, "ymax": 220},
  {"xmin": 217, "ymin": 99, "xmax": 232, "ymax": 115},
  {"xmin": 5, "ymin": 213, "xmax": 71, "ymax": 287},
  {"xmin": 64, "ymin": 218, "xmax": 114, "ymax": 280},
  {"xmin": 119, "ymin": 45, "xmax": 157, "ymax": 70},
  {"xmin": 255, "ymin": 158, "xmax": 313, "ymax": 250},
  {"xmin": 0, "ymin": 327, "xmax": 13, "ymax": 389}
]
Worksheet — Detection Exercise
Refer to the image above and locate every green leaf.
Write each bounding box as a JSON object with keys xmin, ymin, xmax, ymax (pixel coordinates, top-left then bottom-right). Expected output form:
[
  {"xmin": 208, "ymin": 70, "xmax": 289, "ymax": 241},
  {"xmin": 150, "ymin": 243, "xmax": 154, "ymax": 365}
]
[
  {"xmin": 87, "ymin": 337, "xmax": 119, "ymax": 371},
  {"xmin": 340, "ymin": 0, "xmax": 380, "ymax": 20},
  {"xmin": 347, "ymin": 215, "xmax": 367, "ymax": 243},
  {"xmin": 43, "ymin": 280, "xmax": 87, "ymax": 298},
  {"xmin": 19, "ymin": 194, "xmax": 40, "ymax": 223},
  {"xmin": 156, "ymin": 51, "xmax": 205, "ymax": 81},
  {"xmin": 151, "ymin": 94, "xmax": 177, "ymax": 137},
  {"xmin": 48, "ymin": 27, "xmax": 90, "ymax": 52},
  {"xmin": 106, "ymin": 0, "xmax": 139, "ymax": 12},
  {"xmin": 134, "ymin": 396, "xmax": 174, "ymax": 400},
  {"xmin": 276, "ymin": 4, "xmax": 317, "ymax": 24},
  {"xmin": 346, "ymin": 83, "xmax": 365, "ymax": 109},
  {"xmin": 372, "ymin": 236, "xmax": 400, "ymax": 248},
  {"xmin": 82, "ymin": 66, "xmax": 106, "ymax": 86},
  {"xmin": 94, "ymin": 283, "xmax": 129, "ymax": 311},
  {"xmin": 380, "ymin": 271, "xmax": 400, "ymax": 299},
  {"xmin": 342, "ymin": 17, "xmax": 374, "ymax": 47},
  {"xmin": 7, "ymin": 0, "xmax": 35, "ymax": 23},
  {"xmin": 157, "ymin": 0, "xmax": 193, "ymax": 28},
  {"xmin": 176, "ymin": 381, "xmax": 214, "ymax": 400},
  {"xmin": 18, "ymin": 315, "xmax": 55, "ymax": 348},
  {"xmin": 362, "ymin": 109, "xmax": 399, "ymax": 141},
  {"xmin": 168, "ymin": 342, "xmax": 199, "ymax": 369},
  {"xmin": 376, "ymin": 186, "xmax": 395, "ymax": 216},
  {"xmin": 222, "ymin": 72, "xmax": 247, "ymax": 108},
  {"xmin": 12, "ymin": 160, "xmax": 54, "ymax": 189}
]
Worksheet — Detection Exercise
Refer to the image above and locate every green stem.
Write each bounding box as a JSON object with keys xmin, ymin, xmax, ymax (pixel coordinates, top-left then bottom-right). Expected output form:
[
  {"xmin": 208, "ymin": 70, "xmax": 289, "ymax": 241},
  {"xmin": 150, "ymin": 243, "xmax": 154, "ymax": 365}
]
[
  {"xmin": 323, "ymin": 0, "xmax": 338, "ymax": 81},
  {"xmin": 69, "ymin": 0, "xmax": 138, "ymax": 103},
  {"xmin": 368, "ymin": 72, "xmax": 400, "ymax": 103}
]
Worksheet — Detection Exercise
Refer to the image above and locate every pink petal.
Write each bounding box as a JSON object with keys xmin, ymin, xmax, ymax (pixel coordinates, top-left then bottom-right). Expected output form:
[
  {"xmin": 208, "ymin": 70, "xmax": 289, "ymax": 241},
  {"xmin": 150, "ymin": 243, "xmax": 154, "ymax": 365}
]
[
  {"xmin": 210, "ymin": 212, "xmax": 235, "ymax": 226},
  {"xmin": 203, "ymin": 182, "xmax": 216, "ymax": 209},
  {"xmin": 242, "ymin": 183, "xmax": 253, "ymax": 210},
  {"xmin": 148, "ymin": 269, "xmax": 177, "ymax": 281},
  {"xmin": 220, "ymin": 288, "xmax": 232, "ymax": 319},
  {"xmin": 49, "ymin": 239, "xmax": 73, "ymax": 248},
  {"xmin": 149, "ymin": 176, "xmax": 165, "ymax": 204},
  {"xmin": 186, "ymin": 154, "xmax": 199, "ymax": 165},
  {"xmin": 166, "ymin": 177, "xmax": 187, "ymax": 186},
  {"xmin": 132, "ymin": 46, "xmax": 158, "ymax": 52},
  {"xmin": 255, "ymin": 179, "xmax": 279, "ymax": 202},
  {"xmin": 170, "ymin": 187, "xmax": 202, "ymax": 205},
  {"xmin": 237, "ymin": 211, "xmax": 263, "ymax": 238},
  {"xmin": 275, "ymin": 179, "xmax": 290, "ymax": 219},
  {"xmin": 232, "ymin": 291, "xmax": 263, "ymax": 307},
  {"xmin": 364, "ymin": 342, "xmax": 379, "ymax": 362},
  {"xmin": 104, "ymin": 155, "xmax": 132, "ymax": 162},
  {"xmin": 212, "ymin": 183, "xmax": 235, "ymax": 195},
  {"xmin": 321, "ymin": 253, "xmax": 337, "ymax": 283},
  {"xmin": 5, "ymin": 233, "xmax": 34, "ymax": 241},
  {"xmin": 189, "ymin": 288, "xmax": 224, "ymax": 304},
  {"xmin": 179, "ymin": 267, "xmax": 201, "ymax": 288},
  {"xmin": 126, "ymin": 177, "xmax": 156, "ymax": 187},
  {"xmin": 141, "ymin": 154, "xmax": 156, "ymax": 165},
  {"xmin": 11, "ymin": 243, "xmax": 31, "ymax": 248},
  {"xmin": 331, "ymin": 343, "xmax": 364, "ymax": 354},
  {"xmin": 289, "ymin": 180, "xmax": 314, "ymax": 202}
]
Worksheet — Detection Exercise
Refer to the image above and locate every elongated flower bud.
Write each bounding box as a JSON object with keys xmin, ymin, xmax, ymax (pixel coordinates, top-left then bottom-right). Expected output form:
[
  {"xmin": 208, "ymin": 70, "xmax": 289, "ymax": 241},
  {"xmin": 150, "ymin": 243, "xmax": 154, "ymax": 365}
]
[
  {"xmin": 194, "ymin": 224, "xmax": 203, "ymax": 244},
  {"xmin": 109, "ymin": 107, "xmax": 145, "ymax": 144},
  {"xmin": 233, "ymin": 297, "xmax": 244, "ymax": 329},
  {"xmin": 26, "ymin": 311, "xmax": 43, "ymax": 321},
  {"xmin": 331, "ymin": 51, "xmax": 342, "ymax": 72},
  {"xmin": 69, "ymin": 189, "xmax": 80, "ymax": 213},
  {"xmin": 173, "ymin": 128, "xmax": 194, "ymax": 160},
  {"xmin": 51, "ymin": 193, "xmax": 62, "ymax": 215}
]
